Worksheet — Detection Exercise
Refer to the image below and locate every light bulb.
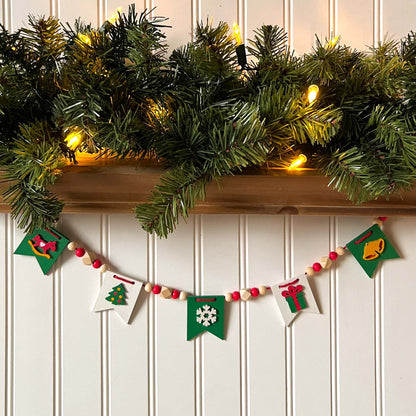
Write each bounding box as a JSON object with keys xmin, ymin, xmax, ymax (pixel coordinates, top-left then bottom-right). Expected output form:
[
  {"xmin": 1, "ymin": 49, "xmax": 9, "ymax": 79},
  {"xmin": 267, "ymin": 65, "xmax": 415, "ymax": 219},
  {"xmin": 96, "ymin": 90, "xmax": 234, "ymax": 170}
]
[
  {"xmin": 307, "ymin": 85, "xmax": 319, "ymax": 104},
  {"xmin": 109, "ymin": 7, "xmax": 123, "ymax": 24},
  {"xmin": 233, "ymin": 22, "xmax": 242, "ymax": 45},
  {"xmin": 326, "ymin": 36, "xmax": 339, "ymax": 48},
  {"xmin": 289, "ymin": 154, "xmax": 307, "ymax": 170},
  {"xmin": 65, "ymin": 131, "xmax": 82, "ymax": 150},
  {"xmin": 78, "ymin": 33, "xmax": 91, "ymax": 45}
]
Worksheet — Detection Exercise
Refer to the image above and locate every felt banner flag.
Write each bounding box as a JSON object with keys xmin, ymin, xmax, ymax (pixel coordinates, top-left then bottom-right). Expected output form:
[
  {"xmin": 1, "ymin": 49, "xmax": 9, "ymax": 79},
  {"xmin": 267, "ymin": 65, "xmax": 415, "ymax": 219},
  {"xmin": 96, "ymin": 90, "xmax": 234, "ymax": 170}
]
[
  {"xmin": 187, "ymin": 296, "xmax": 225, "ymax": 340},
  {"xmin": 272, "ymin": 275, "xmax": 320, "ymax": 326},
  {"xmin": 346, "ymin": 224, "xmax": 400, "ymax": 278},
  {"xmin": 14, "ymin": 228, "xmax": 69, "ymax": 274},
  {"xmin": 93, "ymin": 274, "xmax": 143, "ymax": 324}
]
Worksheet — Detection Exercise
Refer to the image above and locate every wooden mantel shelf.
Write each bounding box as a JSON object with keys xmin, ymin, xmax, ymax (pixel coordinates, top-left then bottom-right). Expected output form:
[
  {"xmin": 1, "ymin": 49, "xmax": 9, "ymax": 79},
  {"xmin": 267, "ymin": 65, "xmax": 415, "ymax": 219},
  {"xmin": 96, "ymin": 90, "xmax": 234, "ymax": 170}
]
[{"xmin": 2, "ymin": 155, "xmax": 416, "ymax": 216}]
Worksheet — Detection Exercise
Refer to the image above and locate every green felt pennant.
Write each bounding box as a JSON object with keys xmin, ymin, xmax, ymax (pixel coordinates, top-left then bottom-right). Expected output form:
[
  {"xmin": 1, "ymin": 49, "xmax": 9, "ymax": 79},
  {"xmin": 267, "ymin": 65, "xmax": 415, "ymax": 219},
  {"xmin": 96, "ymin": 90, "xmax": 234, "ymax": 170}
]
[
  {"xmin": 346, "ymin": 224, "xmax": 400, "ymax": 278},
  {"xmin": 187, "ymin": 296, "xmax": 225, "ymax": 341},
  {"xmin": 14, "ymin": 228, "xmax": 69, "ymax": 275}
]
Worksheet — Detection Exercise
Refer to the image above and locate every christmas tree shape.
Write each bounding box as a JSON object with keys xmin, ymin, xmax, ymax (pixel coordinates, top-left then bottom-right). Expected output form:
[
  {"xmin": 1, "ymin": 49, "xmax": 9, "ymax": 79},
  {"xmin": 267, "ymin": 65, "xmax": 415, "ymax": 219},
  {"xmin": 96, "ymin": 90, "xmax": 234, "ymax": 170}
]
[{"xmin": 105, "ymin": 284, "xmax": 127, "ymax": 305}]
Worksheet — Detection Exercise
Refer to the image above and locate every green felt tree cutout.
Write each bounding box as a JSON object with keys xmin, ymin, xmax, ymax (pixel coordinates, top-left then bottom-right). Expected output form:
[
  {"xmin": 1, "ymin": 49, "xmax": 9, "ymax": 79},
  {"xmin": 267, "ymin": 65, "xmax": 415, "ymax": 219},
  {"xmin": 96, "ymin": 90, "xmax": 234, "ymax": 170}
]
[
  {"xmin": 105, "ymin": 284, "xmax": 127, "ymax": 305},
  {"xmin": 14, "ymin": 228, "xmax": 69, "ymax": 274},
  {"xmin": 187, "ymin": 296, "xmax": 225, "ymax": 340},
  {"xmin": 346, "ymin": 224, "xmax": 400, "ymax": 278}
]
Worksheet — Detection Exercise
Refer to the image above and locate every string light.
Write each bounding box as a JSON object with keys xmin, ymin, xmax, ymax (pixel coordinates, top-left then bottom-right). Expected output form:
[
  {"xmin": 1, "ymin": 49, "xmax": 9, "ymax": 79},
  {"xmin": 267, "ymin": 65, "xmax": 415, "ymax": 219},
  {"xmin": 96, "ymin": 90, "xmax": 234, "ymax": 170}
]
[
  {"xmin": 233, "ymin": 22, "xmax": 242, "ymax": 45},
  {"xmin": 78, "ymin": 33, "xmax": 91, "ymax": 45},
  {"xmin": 149, "ymin": 100, "xmax": 168, "ymax": 120},
  {"xmin": 108, "ymin": 7, "xmax": 123, "ymax": 24},
  {"xmin": 326, "ymin": 36, "xmax": 339, "ymax": 48},
  {"xmin": 307, "ymin": 85, "xmax": 319, "ymax": 104},
  {"xmin": 65, "ymin": 130, "xmax": 82, "ymax": 150},
  {"xmin": 288, "ymin": 154, "xmax": 307, "ymax": 170}
]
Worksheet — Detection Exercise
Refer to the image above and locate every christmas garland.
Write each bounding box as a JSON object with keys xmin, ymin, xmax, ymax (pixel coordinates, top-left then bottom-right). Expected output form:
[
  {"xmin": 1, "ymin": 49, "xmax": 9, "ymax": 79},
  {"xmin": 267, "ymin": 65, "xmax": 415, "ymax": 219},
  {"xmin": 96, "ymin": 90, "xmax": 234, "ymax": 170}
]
[
  {"xmin": 1, "ymin": 5, "xmax": 416, "ymax": 237},
  {"xmin": 14, "ymin": 217, "xmax": 400, "ymax": 335}
]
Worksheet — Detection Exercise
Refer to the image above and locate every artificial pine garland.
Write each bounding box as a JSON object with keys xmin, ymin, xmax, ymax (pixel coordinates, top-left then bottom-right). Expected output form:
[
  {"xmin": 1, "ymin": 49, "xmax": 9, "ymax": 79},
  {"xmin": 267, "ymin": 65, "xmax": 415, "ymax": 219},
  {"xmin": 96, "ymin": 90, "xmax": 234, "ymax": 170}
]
[{"xmin": 1, "ymin": 5, "xmax": 416, "ymax": 238}]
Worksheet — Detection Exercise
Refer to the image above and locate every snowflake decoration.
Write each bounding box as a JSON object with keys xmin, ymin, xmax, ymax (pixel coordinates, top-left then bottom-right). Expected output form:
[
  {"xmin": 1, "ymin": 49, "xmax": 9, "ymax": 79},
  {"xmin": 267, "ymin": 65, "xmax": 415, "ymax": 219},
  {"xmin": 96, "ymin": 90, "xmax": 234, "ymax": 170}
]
[{"xmin": 196, "ymin": 304, "xmax": 218, "ymax": 327}]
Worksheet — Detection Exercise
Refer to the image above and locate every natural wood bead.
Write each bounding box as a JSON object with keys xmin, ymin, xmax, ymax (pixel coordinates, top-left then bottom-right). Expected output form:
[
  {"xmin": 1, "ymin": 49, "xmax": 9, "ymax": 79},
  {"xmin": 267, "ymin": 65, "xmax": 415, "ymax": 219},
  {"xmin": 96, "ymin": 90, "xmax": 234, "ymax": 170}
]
[
  {"xmin": 67, "ymin": 241, "xmax": 77, "ymax": 251},
  {"xmin": 372, "ymin": 218, "xmax": 383, "ymax": 226},
  {"xmin": 320, "ymin": 256, "xmax": 332, "ymax": 269},
  {"xmin": 305, "ymin": 266, "xmax": 315, "ymax": 276},
  {"xmin": 179, "ymin": 291, "xmax": 187, "ymax": 301},
  {"xmin": 144, "ymin": 283, "xmax": 153, "ymax": 293},
  {"xmin": 82, "ymin": 251, "xmax": 95, "ymax": 266},
  {"xmin": 336, "ymin": 246, "xmax": 345, "ymax": 256},
  {"xmin": 160, "ymin": 286, "xmax": 172, "ymax": 299},
  {"xmin": 99, "ymin": 264, "xmax": 109, "ymax": 273},
  {"xmin": 225, "ymin": 292, "xmax": 233, "ymax": 302},
  {"xmin": 259, "ymin": 285, "xmax": 268, "ymax": 295},
  {"xmin": 240, "ymin": 289, "xmax": 251, "ymax": 301}
]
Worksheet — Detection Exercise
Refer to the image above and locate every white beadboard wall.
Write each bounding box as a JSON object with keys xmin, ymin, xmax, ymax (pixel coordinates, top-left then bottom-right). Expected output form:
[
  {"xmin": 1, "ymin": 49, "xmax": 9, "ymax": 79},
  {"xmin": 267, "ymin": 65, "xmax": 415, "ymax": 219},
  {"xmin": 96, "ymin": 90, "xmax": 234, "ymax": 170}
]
[{"xmin": 1, "ymin": 1, "xmax": 416, "ymax": 415}]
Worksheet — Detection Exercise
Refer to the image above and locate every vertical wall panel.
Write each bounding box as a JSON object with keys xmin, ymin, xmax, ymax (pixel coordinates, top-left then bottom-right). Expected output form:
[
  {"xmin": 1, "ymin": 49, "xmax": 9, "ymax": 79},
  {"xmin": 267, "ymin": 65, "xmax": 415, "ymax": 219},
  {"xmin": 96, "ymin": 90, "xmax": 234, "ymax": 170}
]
[
  {"xmin": 200, "ymin": 0, "xmax": 237, "ymax": 30},
  {"xmin": 383, "ymin": 0, "xmax": 416, "ymax": 39},
  {"xmin": 11, "ymin": 0, "xmax": 49, "ymax": 30},
  {"xmin": 201, "ymin": 215, "xmax": 241, "ymax": 416},
  {"xmin": 0, "ymin": 214, "xmax": 7, "ymax": 414},
  {"xmin": 246, "ymin": 215, "xmax": 286, "ymax": 415},
  {"xmin": 291, "ymin": 216, "xmax": 331, "ymax": 416},
  {"xmin": 60, "ymin": 214, "xmax": 102, "ymax": 416},
  {"xmin": 336, "ymin": 217, "xmax": 376, "ymax": 415},
  {"xmin": 60, "ymin": 0, "xmax": 98, "ymax": 26},
  {"xmin": 13, "ymin": 224, "xmax": 54, "ymax": 416},
  {"xmin": 292, "ymin": 0, "xmax": 328, "ymax": 54},
  {"xmin": 337, "ymin": 0, "xmax": 373, "ymax": 49},
  {"xmin": 107, "ymin": 214, "xmax": 149, "ymax": 416},
  {"xmin": 383, "ymin": 218, "xmax": 416, "ymax": 416},
  {"xmin": 155, "ymin": 218, "xmax": 195, "ymax": 416}
]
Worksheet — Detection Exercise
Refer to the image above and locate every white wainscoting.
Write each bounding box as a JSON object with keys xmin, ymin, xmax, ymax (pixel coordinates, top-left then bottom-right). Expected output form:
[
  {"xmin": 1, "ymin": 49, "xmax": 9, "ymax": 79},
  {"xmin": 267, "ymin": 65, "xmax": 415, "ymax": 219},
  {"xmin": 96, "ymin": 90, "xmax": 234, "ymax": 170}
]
[
  {"xmin": 0, "ymin": 214, "xmax": 415, "ymax": 415},
  {"xmin": 2, "ymin": 0, "xmax": 416, "ymax": 414}
]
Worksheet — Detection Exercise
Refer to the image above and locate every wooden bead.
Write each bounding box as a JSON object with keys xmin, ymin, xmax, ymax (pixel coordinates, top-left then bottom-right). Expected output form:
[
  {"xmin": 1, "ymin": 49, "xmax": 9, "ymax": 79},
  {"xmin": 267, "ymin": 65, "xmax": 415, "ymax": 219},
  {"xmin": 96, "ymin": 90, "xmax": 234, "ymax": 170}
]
[
  {"xmin": 67, "ymin": 241, "xmax": 77, "ymax": 251},
  {"xmin": 225, "ymin": 292, "xmax": 233, "ymax": 302},
  {"xmin": 240, "ymin": 289, "xmax": 251, "ymax": 301},
  {"xmin": 179, "ymin": 291, "xmax": 187, "ymax": 301},
  {"xmin": 336, "ymin": 246, "xmax": 345, "ymax": 256},
  {"xmin": 99, "ymin": 264, "xmax": 109, "ymax": 273},
  {"xmin": 82, "ymin": 251, "xmax": 95, "ymax": 265},
  {"xmin": 160, "ymin": 286, "xmax": 172, "ymax": 299},
  {"xmin": 172, "ymin": 289, "xmax": 180, "ymax": 299},
  {"xmin": 320, "ymin": 256, "xmax": 332, "ymax": 269},
  {"xmin": 152, "ymin": 285, "xmax": 161, "ymax": 295},
  {"xmin": 144, "ymin": 282, "xmax": 153, "ymax": 293},
  {"xmin": 259, "ymin": 285, "xmax": 268, "ymax": 295},
  {"xmin": 305, "ymin": 266, "xmax": 315, "ymax": 276},
  {"xmin": 372, "ymin": 218, "xmax": 383, "ymax": 226}
]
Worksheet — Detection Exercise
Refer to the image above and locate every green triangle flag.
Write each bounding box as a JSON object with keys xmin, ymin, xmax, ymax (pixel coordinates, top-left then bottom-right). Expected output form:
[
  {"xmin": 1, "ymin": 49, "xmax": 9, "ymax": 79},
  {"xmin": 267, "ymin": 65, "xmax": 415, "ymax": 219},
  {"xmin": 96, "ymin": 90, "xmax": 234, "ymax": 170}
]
[
  {"xmin": 187, "ymin": 296, "xmax": 225, "ymax": 340},
  {"xmin": 14, "ymin": 228, "xmax": 69, "ymax": 275},
  {"xmin": 346, "ymin": 224, "xmax": 400, "ymax": 278}
]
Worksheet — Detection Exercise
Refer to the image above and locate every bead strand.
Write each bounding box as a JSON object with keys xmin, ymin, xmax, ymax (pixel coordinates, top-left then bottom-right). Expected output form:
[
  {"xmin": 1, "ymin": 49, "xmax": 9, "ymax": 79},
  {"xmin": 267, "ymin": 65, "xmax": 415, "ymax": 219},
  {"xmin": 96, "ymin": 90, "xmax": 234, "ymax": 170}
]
[
  {"xmin": 67, "ymin": 241, "xmax": 109, "ymax": 273},
  {"xmin": 143, "ymin": 282, "xmax": 188, "ymax": 301},
  {"xmin": 305, "ymin": 246, "xmax": 346, "ymax": 276},
  {"xmin": 225, "ymin": 286, "xmax": 271, "ymax": 302}
]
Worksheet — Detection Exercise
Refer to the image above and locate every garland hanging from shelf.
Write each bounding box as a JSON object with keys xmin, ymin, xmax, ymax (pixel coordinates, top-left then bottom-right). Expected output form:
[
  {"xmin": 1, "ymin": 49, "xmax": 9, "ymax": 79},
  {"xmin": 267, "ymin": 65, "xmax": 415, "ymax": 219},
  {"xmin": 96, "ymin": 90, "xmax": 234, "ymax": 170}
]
[
  {"xmin": 13, "ymin": 217, "xmax": 400, "ymax": 338},
  {"xmin": 2, "ymin": 5, "xmax": 416, "ymax": 237}
]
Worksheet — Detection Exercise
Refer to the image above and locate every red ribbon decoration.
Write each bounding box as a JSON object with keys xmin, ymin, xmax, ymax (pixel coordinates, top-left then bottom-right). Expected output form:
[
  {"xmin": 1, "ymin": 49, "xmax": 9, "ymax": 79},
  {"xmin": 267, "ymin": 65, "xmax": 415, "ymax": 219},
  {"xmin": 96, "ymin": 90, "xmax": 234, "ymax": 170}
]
[{"xmin": 281, "ymin": 285, "xmax": 304, "ymax": 311}]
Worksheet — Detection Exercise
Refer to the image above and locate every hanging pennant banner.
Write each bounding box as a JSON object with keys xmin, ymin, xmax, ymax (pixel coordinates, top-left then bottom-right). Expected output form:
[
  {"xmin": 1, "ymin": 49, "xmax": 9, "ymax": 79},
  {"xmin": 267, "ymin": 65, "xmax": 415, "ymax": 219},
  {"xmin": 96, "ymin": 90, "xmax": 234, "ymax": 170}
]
[
  {"xmin": 14, "ymin": 228, "xmax": 69, "ymax": 274},
  {"xmin": 272, "ymin": 275, "xmax": 320, "ymax": 326},
  {"xmin": 346, "ymin": 224, "xmax": 400, "ymax": 278},
  {"xmin": 187, "ymin": 296, "xmax": 225, "ymax": 340},
  {"xmin": 93, "ymin": 274, "xmax": 143, "ymax": 324}
]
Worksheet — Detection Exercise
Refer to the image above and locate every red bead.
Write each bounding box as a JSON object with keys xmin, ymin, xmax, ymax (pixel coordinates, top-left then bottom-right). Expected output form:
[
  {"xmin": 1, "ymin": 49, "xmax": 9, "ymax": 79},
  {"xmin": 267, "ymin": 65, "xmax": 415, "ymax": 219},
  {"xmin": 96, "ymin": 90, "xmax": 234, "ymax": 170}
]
[
  {"xmin": 329, "ymin": 251, "xmax": 338, "ymax": 260},
  {"xmin": 172, "ymin": 290, "xmax": 180, "ymax": 299},
  {"xmin": 75, "ymin": 248, "xmax": 85, "ymax": 257},
  {"xmin": 92, "ymin": 259, "xmax": 102, "ymax": 269},
  {"xmin": 251, "ymin": 287, "xmax": 259, "ymax": 297},
  {"xmin": 152, "ymin": 285, "xmax": 161, "ymax": 295},
  {"xmin": 312, "ymin": 262, "xmax": 322, "ymax": 272},
  {"xmin": 232, "ymin": 291, "xmax": 240, "ymax": 301}
]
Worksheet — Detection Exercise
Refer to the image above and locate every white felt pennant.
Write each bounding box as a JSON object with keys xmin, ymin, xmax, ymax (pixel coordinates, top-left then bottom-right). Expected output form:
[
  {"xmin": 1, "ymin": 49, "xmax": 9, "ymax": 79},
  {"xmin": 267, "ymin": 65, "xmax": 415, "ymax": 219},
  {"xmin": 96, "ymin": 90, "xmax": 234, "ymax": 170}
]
[
  {"xmin": 93, "ymin": 273, "xmax": 143, "ymax": 324},
  {"xmin": 271, "ymin": 275, "xmax": 320, "ymax": 326}
]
